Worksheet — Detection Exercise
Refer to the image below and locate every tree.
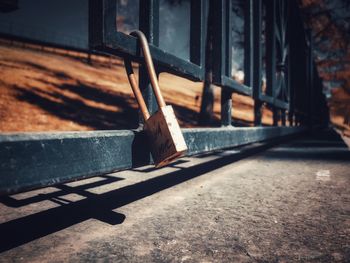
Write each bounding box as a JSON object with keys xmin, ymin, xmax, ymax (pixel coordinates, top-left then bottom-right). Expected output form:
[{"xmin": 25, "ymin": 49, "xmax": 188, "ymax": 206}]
[{"xmin": 299, "ymin": 0, "xmax": 350, "ymax": 131}]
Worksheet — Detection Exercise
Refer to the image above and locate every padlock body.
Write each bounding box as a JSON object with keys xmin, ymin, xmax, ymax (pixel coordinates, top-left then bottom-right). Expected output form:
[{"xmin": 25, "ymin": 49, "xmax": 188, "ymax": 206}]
[{"xmin": 144, "ymin": 105, "xmax": 187, "ymax": 167}]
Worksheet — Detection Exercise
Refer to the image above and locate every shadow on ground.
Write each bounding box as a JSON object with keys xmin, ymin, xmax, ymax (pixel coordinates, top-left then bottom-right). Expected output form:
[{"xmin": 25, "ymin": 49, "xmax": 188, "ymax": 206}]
[
  {"xmin": 9, "ymin": 60, "xmax": 217, "ymax": 129},
  {"xmin": 0, "ymin": 140, "xmax": 276, "ymax": 253},
  {"xmin": 14, "ymin": 80, "xmax": 222, "ymax": 129},
  {"xmin": 0, "ymin": 130, "xmax": 348, "ymax": 253},
  {"xmin": 5, "ymin": 59, "xmax": 232, "ymax": 129}
]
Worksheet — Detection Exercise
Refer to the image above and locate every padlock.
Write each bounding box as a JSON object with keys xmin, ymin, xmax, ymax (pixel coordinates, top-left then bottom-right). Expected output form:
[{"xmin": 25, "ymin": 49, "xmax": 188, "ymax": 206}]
[{"xmin": 124, "ymin": 30, "xmax": 188, "ymax": 167}]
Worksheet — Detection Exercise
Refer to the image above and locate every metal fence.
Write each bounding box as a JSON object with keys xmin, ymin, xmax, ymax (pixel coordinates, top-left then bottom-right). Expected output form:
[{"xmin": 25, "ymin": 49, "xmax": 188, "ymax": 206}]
[{"xmin": 0, "ymin": 0, "xmax": 328, "ymax": 195}]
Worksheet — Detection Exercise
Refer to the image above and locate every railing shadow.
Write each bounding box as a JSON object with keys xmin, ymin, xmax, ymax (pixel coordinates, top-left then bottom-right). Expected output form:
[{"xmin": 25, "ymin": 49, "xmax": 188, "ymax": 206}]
[
  {"xmin": 0, "ymin": 175, "xmax": 124, "ymax": 208},
  {"xmin": 13, "ymin": 82, "xmax": 210, "ymax": 130},
  {"xmin": 14, "ymin": 84, "xmax": 140, "ymax": 130},
  {"xmin": 4, "ymin": 59, "xmax": 210, "ymax": 130}
]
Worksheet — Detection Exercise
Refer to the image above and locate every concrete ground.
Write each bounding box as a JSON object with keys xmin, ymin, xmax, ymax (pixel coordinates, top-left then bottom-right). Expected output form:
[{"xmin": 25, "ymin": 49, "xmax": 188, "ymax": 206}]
[{"xmin": 0, "ymin": 130, "xmax": 349, "ymax": 262}]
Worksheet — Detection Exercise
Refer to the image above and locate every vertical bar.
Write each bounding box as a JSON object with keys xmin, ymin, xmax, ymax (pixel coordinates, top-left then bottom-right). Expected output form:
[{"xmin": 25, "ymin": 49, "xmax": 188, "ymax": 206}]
[
  {"xmin": 139, "ymin": 0, "xmax": 159, "ymax": 46},
  {"xmin": 266, "ymin": 0, "xmax": 279, "ymax": 126},
  {"xmin": 190, "ymin": 0, "xmax": 205, "ymax": 68},
  {"xmin": 199, "ymin": 0, "xmax": 215, "ymax": 125},
  {"xmin": 221, "ymin": 0, "xmax": 232, "ymax": 126},
  {"xmin": 272, "ymin": 107, "xmax": 279, "ymax": 126},
  {"xmin": 89, "ymin": 0, "xmax": 116, "ymax": 48},
  {"xmin": 212, "ymin": 0, "xmax": 225, "ymax": 83},
  {"xmin": 265, "ymin": 0, "xmax": 276, "ymax": 98},
  {"xmin": 281, "ymin": 110, "xmax": 286, "ymax": 125},
  {"xmin": 226, "ymin": 0, "xmax": 232, "ymax": 77},
  {"xmin": 293, "ymin": 1, "xmax": 306, "ymax": 126},
  {"xmin": 287, "ymin": 5, "xmax": 294, "ymax": 126},
  {"xmin": 88, "ymin": 0, "xmax": 103, "ymax": 48},
  {"xmin": 253, "ymin": 0, "xmax": 262, "ymax": 126},
  {"xmin": 104, "ymin": 0, "xmax": 117, "ymax": 43},
  {"xmin": 244, "ymin": 0, "xmax": 254, "ymax": 88},
  {"xmin": 307, "ymin": 29, "xmax": 314, "ymax": 129},
  {"xmin": 221, "ymin": 89, "xmax": 232, "ymax": 126},
  {"xmin": 211, "ymin": 0, "xmax": 232, "ymax": 126},
  {"xmin": 287, "ymin": 44, "xmax": 292, "ymax": 126},
  {"xmin": 139, "ymin": 0, "xmax": 159, "ymax": 123},
  {"xmin": 302, "ymin": 44, "xmax": 308, "ymax": 125}
]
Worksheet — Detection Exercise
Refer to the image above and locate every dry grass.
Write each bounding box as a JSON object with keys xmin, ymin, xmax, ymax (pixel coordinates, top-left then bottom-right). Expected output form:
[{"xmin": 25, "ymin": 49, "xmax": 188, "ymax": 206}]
[{"xmin": 0, "ymin": 41, "xmax": 309, "ymax": 132}]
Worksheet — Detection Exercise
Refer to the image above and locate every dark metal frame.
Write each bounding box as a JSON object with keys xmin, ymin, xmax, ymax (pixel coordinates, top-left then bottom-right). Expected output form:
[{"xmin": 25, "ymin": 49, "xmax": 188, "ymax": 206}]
[
  {"xmin": 89, "ymin": 0, "xmax": 206, "ymax": 81},
  {"xmin": 212, "ymin": 0, "xmax": 252, "ymax": 97},
  {"xmin": 253, "ymin": 0, "xmax": 291, "ymax": 125},
  {"xmin": 210, "ymin": 0, "xmax": 297, "ymax": 126},
  {"xmin": 0, "ymin": 0, "xmax": 327, "ymax": 195}
]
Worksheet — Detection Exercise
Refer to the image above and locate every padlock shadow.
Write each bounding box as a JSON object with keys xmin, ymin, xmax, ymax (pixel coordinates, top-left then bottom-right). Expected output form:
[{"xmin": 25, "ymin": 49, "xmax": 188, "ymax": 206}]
[
  {"xmin": 131, "ymin": 159, "xmax": 190, "ymax": 173},
  {"xmin": 131, "ymin": 130, "xmax": 151, "ymax": 167}
]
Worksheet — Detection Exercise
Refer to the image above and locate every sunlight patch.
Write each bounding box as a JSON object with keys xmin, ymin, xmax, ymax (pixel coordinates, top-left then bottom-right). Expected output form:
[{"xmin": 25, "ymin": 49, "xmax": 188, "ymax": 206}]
[{"xmin": 316, "ymin": 170, "xmax": 331, "ymax": 181}]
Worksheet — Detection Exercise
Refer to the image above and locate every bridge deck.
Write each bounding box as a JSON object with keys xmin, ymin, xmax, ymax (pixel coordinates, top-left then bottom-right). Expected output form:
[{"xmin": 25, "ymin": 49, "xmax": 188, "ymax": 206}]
[{"xmin": 0, "ymin": 130, "xmax": 349, "ymax": 262}]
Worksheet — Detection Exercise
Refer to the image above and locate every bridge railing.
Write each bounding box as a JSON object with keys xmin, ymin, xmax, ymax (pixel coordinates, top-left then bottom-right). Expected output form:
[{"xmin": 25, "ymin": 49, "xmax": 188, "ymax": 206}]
[{"xmin": 0, "ymin": 0, "xmax": 328, "ymax": 195}]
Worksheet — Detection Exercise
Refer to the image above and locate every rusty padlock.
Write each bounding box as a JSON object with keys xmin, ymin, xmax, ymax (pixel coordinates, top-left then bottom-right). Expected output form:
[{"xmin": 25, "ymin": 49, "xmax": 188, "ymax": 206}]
[{"xmin": 124, "ymin": 30, "xmax": 187, "ymax": 167}]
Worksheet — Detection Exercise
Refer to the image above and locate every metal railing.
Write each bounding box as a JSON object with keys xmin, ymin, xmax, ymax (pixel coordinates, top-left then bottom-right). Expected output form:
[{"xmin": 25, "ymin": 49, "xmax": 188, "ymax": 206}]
[{"xmin": 0, "ymin": 0, "xmax": 328, "ymax": 195}]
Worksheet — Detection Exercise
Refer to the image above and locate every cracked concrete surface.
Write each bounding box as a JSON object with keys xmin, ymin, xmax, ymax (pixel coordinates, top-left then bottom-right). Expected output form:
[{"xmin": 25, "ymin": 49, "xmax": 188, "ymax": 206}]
[{"xmin": 0, "ymin": 130, "xmax": 349, "ymax": 262}]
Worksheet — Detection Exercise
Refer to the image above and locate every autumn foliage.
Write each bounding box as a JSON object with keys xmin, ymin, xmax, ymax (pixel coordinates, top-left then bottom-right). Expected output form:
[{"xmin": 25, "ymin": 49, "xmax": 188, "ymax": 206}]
[{"xmin": 300, "ymin": 0, "xmax": 350, "ymax": 134}]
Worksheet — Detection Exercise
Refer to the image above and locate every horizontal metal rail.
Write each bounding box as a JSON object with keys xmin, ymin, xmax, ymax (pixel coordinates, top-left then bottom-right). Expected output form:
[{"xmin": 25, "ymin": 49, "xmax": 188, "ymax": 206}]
[{"xmin": 0, "ymin": 127, "xmax": 304, "ymax": 195}]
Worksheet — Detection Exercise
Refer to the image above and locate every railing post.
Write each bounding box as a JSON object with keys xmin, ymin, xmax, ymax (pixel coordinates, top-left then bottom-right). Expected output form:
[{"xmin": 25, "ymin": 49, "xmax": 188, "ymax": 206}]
[
  {"xmin": 253, "ymin": 0, "xmax": 262, "ymax": 126},
  {"xmin": 139, "ymin": 0, "xmax": 160, "ymax": 125},
  {"xmin": 281, "ymin": 110, "xmax": 286, "ymax": 126},
  {"xmin": 288, "ymin": 8, "xmax": 295, "ymax": 127},
  {"xmin": 266, "ymin": 0, "xmax": 278, "ymax": 126},
  {"xmin": 190, "ymin": 0, "xmax": 205, "ymax": 67},
  {"xmin": 221, "ymin": 89, "xmax": 232, "ymax": 126},
  {"xmin": 211, "ymin": 0, "xmax": 233, "ymax": 126},
  {"xmin": 221, "ymin": 0, "xmax": 232, "ymax": 126},
  {"xmin": 307, "ymin": 29, "xmax": 314, "ymax": 129},
  {"xmin": 244, "ymin": 0, "xmax": 254, "ymax": 89}
]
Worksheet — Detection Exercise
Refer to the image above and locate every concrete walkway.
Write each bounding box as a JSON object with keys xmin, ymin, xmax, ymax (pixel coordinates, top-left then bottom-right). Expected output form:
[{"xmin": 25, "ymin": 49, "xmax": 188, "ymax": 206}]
[{"xmin": 0, "ymin": 130, "xmax": 349, "ymax": 262}]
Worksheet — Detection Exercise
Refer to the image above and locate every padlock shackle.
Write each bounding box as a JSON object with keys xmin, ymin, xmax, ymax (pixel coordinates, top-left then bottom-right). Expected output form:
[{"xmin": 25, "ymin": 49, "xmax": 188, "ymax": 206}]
[
  {"xmin": 124, "ymin": 31, "xmax": 166, "ymax": 121},
  {"xmin": 130, "ymin": 30, "xmax": 166, "ymax": 108},
  {"xmin": 124, "ymin": 59, "xmax": 151, "ymax": 121}
]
